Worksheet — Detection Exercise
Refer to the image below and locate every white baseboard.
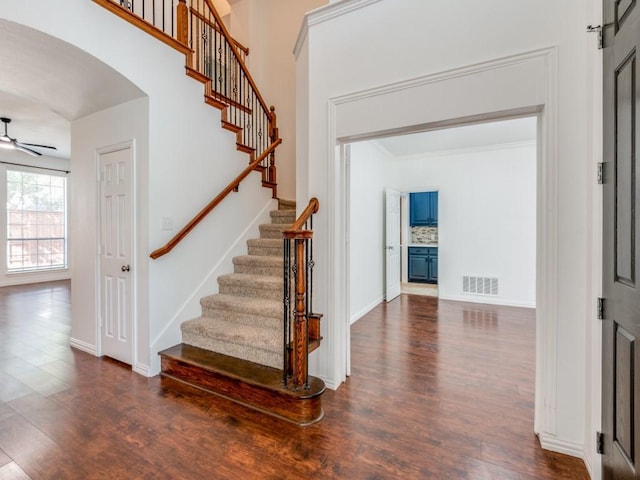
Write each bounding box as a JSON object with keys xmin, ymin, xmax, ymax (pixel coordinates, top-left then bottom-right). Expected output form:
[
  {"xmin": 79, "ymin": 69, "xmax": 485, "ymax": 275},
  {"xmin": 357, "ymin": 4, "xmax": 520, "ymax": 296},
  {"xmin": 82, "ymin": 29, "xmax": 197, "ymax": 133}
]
[
  {"xmin": 0, "ymin": 270, "xmax": 71, "ymax": 287},
  {"xmin": 133, "ymin": 362, "xmax": 152, "ymax": 377},
  {"xmin": 69, "ymin": 337, "xmax": 96, "ymax": 355},
  {"xmin": 438, "ymin": 293, "xmax": 536, "ymax": 309},
  {"xmin": 350, "ymin": 296, "xmax": 383, "ymax": 325},
  {"xmin": 321, "ymin": 377, "xmax": 340, "ymax": 391},
  {"xmin": 583, "ymin": 452, "xmax": 596, "ymax": 480},
  {"xmin": 538, "ymin": 433, "xmax": 584, "ymax": 459}
]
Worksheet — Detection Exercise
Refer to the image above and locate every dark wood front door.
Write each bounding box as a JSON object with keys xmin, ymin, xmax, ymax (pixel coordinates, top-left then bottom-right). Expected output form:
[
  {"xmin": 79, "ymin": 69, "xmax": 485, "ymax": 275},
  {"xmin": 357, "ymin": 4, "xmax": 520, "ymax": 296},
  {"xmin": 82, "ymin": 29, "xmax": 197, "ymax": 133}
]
[{"xmin": 603, "ymin": 1, "xmax": 640, "ymax": 478}]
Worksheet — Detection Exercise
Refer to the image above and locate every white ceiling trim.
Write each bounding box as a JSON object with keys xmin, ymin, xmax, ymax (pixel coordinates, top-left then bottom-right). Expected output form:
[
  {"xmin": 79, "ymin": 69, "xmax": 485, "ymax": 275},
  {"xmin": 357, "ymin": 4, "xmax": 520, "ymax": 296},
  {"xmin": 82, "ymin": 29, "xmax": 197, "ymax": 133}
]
[
  {"xmin": 374, "ymin": 139, "xmax": 537, "ymax": 161},
  {"xmin": 294, "ymin": 0, "xmax": 384, "ymax": 57}
]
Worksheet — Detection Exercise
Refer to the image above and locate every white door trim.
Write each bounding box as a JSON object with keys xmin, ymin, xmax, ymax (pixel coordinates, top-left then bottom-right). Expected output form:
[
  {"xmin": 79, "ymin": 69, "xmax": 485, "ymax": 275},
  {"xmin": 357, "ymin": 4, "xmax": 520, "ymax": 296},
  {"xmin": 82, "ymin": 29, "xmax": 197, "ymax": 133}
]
[
  {"xmin": 325, "ymin": 47, "xmax": 562, "ymax": 447},
  {"xmin": 385, "ymin": 188, "xmax": 401, "ymax": 302},
  {"xmin": 95, "ymin": 140, "xmax": 137, "ymax": 369}
]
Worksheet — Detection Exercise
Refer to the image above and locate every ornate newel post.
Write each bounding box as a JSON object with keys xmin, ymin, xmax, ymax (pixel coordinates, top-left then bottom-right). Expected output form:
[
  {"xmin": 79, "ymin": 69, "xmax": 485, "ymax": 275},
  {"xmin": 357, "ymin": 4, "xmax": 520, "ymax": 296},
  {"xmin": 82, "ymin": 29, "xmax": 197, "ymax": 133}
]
[{"xmin": 282, "ymin": 198, "xmax": 319, "ymax": 390}]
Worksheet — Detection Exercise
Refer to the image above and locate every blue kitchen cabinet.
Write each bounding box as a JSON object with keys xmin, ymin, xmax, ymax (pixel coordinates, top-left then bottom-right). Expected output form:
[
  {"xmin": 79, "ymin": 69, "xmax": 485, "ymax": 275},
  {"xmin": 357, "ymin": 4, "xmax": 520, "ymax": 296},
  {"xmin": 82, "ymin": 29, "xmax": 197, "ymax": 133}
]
[
  {"xmin": 429, "ymin": 253, "xmax": 438, "ymax": 283},
  {"xmin": 410, "ymin": 192, "xmax": 438, "ymax": 226},
  {"xmin": 408, "ymin": 247, "xmax": 438, "ymax": 283}
]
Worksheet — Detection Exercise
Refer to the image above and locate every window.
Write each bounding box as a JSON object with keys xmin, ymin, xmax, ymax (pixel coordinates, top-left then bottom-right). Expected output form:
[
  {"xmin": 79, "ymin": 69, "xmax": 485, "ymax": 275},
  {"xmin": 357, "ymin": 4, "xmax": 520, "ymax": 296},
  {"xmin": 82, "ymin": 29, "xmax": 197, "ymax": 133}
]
[{"xmin": 6, "ymin": 170, "xmax": 67, "ymax": 273}]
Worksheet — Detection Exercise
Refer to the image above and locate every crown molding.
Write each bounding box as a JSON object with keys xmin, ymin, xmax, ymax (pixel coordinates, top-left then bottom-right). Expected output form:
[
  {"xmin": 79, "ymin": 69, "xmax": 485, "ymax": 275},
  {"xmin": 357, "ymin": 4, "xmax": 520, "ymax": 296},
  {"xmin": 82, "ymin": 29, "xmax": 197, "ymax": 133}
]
[{"xmin": 294, "ymin": 0, "xmax": 384, "ymax": 58}]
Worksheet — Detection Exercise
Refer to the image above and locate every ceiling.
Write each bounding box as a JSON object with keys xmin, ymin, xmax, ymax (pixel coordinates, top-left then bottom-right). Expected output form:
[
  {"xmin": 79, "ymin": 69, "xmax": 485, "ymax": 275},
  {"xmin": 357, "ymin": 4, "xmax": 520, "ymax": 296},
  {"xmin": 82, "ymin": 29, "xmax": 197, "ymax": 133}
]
[
  {"xmin": 0, "ymin": 19, "xmax": 145, "ymax": 160},
  {"xmin": 373, "ymin": 117, "xmax": 537, "ymax": 158},
  {"xmin": 0, "ymin": 91, "xmax": 70, "ymax": 159}
]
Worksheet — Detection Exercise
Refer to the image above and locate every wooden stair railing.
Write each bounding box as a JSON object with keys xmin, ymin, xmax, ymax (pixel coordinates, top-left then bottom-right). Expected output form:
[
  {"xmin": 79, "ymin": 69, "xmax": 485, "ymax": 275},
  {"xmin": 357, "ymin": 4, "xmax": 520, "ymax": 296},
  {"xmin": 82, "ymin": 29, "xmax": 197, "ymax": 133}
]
[
  {"xmin": 93, "ymin": 0, "xmax": 248, "ymax": 59},
  {"xmin": 186, "ymin": 0, "xmax": 278, "ymax": 177},
  {"xmin": 282, "ymin": 198, "xmax": 321, "ymax": 390},
  {"xmin": 94, "ymin": 0, "xmax": 274, "ymax": 167},
  {"xmin": 94, "ymin": 0, "xmax": 283, "ymax": 258},
  {"xmin": 150, "ymin": 138, "xmax": 281, "ymax": 259},
  {"xmin": 93, "ymin": 0, "xmax": 191, "ymax": 54}
]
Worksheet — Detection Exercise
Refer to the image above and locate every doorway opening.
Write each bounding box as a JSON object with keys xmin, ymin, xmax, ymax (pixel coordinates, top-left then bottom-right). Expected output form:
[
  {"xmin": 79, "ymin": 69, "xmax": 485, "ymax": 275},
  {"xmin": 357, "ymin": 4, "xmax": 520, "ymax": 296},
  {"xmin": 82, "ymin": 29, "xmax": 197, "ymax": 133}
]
[{"xmin": 346, "ymin": 115, "xmax": 537, "ymax": 324}]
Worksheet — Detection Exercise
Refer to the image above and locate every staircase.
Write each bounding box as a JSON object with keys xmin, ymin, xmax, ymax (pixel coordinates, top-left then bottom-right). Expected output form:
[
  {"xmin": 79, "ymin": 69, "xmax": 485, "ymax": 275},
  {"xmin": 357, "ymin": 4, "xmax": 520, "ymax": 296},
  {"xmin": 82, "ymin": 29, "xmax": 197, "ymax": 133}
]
[
  {"xmin": 160, "ymin": 200, "xmax": 325, "ymax": 425},
  {"xmin": 180, "ymin": 202, "xmax": 295, "ymax": 368},
  {"xmin": 94, "ymin": 0, "xmax": 324, "ymax": 425}
]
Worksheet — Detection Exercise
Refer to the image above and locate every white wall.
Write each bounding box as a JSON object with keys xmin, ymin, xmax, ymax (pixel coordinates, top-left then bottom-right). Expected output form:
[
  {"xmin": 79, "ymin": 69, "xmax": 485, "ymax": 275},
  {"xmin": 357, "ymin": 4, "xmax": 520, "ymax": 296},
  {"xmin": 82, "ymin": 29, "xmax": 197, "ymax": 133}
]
[
  {"xmin": 348, "ymin": 141, "xmax": 389, "ymax": 323},
  {"xmin": 71, "ymin": 96, "xmax": 149, "ymax": 368},
  {"xmin": 297, "ymin": 0, "xmax": 600, "ymax": 465},
  {"xmin": 0, "ymin": 151, "xmax": 71, "ymax": 287},
  {"xmin": 393, "ymin": 143, "xmax": 537, "ymax": 308},
  {"xmin": 2, "ymin": 0, "xmax": 275, "ymax": 376},
  {"xmin": 228, "ymin": 0, "xmax": 328, "ymax": 200}
]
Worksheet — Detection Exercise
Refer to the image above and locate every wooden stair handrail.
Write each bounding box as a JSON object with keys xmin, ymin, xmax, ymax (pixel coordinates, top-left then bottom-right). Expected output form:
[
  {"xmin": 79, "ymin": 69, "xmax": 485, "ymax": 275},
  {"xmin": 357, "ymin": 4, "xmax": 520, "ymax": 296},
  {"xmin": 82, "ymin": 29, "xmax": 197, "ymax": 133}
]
[
  {"xmin": 93, "ymin": 0, "xmax": 248, "ymax": 56},
  {"xmin": 283, "ymin": 198, "xmax": 319, "ymax": 238},
  {"xmin": 202, "ymin": 0, "xmax": 271, "ymax": 118},
  {"xmin": 232, "ymin": 38, "xmax": 250, "ymax": 57},
  {"xmin": 150, "ymin": 138, "xmax": 282, "ymax": 259},
  {"xmin": 189, "ymin": 8, "xmax": 249, "ymax": 56},
  {"xmin": 93, "ymin": 0, "xmax": 191, "ymax": 54}
]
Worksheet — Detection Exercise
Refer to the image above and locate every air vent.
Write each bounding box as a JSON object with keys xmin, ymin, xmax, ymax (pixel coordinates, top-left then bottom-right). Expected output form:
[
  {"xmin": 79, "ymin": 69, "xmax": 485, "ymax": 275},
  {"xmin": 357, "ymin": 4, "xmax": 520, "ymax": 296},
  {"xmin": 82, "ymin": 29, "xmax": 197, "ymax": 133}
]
[{"xmin": 463, "ymin": 276, "xmax": 498, "ymax": 296}]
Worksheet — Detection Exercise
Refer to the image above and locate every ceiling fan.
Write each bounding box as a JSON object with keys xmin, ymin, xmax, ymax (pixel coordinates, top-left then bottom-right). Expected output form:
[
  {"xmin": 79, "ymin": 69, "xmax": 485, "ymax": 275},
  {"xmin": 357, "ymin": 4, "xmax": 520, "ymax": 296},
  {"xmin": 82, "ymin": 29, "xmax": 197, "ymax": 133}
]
[{"xmin": 0, "ymin": 117, "xmax": 57, "ymax": 157}]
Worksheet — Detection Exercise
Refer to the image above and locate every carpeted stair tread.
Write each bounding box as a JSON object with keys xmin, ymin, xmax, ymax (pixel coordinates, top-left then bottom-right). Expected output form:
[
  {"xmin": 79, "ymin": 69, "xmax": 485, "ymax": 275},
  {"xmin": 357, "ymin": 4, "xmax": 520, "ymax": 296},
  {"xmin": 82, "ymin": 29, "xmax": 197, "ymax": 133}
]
[
  {"xmin": 247, "ymin": 238, "xmax": 283, "ymax": 256},
  {"xmin": 259, "ymin": 223, "xmax": 291, "ymax": 239},
  {"xmin": 197, "ymin": 309, "xmax": 281, "ymax": 330},
  {"xmin": 200, "ymin": 293, "xmax": 282, "ymax": 320},
  {"xmin": 232, "ymin": 254, "xmax": 283, "ymax": 277},
  {"xmin": 278, "ymin": 199, "xmax": 296, "ymax": 210},
  {"xmin": 179, "ymin": 205, "xmax": 296, "ymax": 370},
  {"xmin": 270, "ymin": 209, "xmax": 296, "ymax": 224},
  {"xmin": 218, "ymin": 273, "xmax": 282, "ymax": 300},
  {"xmin": 181, "ymin": 316, "xmax": 281, "ymax": 368}
]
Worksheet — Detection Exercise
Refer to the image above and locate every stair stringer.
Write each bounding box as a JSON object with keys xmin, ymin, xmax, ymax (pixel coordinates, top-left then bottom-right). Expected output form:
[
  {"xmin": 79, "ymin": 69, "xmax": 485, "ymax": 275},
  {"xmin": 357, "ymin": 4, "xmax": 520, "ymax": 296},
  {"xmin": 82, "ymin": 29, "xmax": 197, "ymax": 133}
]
[{"xmin": 149, "ymin": 197, "xmax": 277, "ymax": 375}]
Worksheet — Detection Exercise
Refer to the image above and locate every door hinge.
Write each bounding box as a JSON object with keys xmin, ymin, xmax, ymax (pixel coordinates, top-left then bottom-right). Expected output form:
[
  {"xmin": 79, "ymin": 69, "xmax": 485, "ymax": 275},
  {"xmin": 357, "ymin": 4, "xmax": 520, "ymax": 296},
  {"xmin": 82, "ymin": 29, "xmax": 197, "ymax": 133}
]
[
  {"xmin": 597, "ymin": 162, "xmax": 605, "ymax": 184},
  {"xmin": 597, "ymin": 431, "xmax": 604, "ymax": 454},
  {"xmin": 597, "ymin": 297, "xmax": 606, "ymax": 320},
  {"xmin": 587, "ymin": 24, "xmax": 604, "ymax": 49}
]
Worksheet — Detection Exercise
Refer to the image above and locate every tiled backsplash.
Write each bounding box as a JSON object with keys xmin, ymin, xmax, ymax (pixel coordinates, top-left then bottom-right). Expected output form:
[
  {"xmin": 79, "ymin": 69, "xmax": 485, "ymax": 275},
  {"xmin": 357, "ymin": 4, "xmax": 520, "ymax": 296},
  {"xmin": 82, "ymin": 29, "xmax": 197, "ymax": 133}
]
[{"xmin": 411, "ymin": 226, "xmax": 438, "ymax": 245}]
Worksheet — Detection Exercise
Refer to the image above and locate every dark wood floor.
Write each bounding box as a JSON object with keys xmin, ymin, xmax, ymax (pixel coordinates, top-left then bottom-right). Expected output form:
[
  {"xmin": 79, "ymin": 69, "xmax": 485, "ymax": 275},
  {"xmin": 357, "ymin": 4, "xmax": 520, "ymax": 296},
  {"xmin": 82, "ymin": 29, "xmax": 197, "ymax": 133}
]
[{"xmin": 0, "ymin": 281, "xmax": 589, "ymax": 479}]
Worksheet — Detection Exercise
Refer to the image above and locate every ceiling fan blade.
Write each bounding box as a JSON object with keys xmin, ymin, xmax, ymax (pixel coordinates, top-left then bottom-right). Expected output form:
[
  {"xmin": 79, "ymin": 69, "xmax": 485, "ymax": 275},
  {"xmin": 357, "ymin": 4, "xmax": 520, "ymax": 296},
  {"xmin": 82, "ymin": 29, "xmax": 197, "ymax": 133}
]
[
  {"xmin": 19, "ymin": 142, "xmax": 57, "ymax": 150},
  {"xmin": 15, "ymin": 144, "xmax": 41, "ymax": 157}
]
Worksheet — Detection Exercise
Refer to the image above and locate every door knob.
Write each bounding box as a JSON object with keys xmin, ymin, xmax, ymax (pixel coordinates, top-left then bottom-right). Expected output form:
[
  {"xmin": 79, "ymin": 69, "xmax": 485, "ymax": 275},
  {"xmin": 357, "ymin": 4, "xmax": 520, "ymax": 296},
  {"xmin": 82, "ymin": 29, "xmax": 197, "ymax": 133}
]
[{"xmin": 121, "ymin": 265, "xmax": 130, "ymax": 272}]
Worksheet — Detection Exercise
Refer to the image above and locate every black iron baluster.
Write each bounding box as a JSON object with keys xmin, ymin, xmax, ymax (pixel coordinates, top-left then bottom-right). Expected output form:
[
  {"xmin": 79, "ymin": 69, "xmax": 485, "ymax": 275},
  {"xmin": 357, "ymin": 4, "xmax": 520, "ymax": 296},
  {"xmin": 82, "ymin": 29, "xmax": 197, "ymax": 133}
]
[
  {"xmin": 217, "ymin": 25, "xmax": 223, "ymax": 91},
  {"xmin": 234, "ymin": 60, "xmax": 239, "ymax": 126},
  {"xmin": 225, "ymin": 41, "xmax": 230, "ymax": 100},
  {"xmin": 304, "ymin": 234, "xmax": 310, "ymax": 389},
  {"xmin": 263, "ymin": 113, "xmax": 267, "ymax": 162},
  {"xmin": 194, "ymin": 9, "xmax": 199, "ymax": 71},
  {"xmin": 309, "ymin": 215, "xmax": 314, "ymax": 315},
  {"xmin": 283, "ymin": 237, "xmax": 290, "ymax": 387}
]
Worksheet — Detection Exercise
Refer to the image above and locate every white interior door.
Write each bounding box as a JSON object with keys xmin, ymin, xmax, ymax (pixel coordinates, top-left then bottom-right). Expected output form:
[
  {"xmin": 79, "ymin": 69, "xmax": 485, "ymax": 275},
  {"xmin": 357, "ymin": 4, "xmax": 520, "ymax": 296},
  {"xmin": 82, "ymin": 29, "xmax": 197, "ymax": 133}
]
[
  {"xmin": 385, "ymin": 188, "xmax": 401, "ymax": 301},
  {"xmin": 99, "ymin": 146, "xmax": 133, "ymax": 365}
]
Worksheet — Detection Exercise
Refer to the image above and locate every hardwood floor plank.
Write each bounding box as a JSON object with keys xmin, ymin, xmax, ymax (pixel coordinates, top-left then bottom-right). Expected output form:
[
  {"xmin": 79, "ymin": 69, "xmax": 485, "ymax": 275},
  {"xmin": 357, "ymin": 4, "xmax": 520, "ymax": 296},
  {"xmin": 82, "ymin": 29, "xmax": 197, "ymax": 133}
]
[
  {"xmin": 0, "ymin": 371, "xmax": 34, "ymax": 403},
  {"xmin": 0, "ymin": 414, "xmax": 89, "ymax": 479},
  {"xmin": 0, "ymin": 461, "xmax": 32, "ymax": 480},
  {"xmin": 0, "ymin": 448, "xmax": 10, "ymax": 469},
  {"xmin": 0, "ymin": 281, "xmax": 589, "ymax": 479}
]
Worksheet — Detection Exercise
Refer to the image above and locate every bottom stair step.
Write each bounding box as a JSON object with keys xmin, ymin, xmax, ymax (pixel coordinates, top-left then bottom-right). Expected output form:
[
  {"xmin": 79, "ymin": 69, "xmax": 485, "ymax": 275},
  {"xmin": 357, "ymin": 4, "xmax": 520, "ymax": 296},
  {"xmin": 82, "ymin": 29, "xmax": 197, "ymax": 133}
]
[{"xmin": 159, "ymin": 344, "xmax": 325, "ymax": 426}]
